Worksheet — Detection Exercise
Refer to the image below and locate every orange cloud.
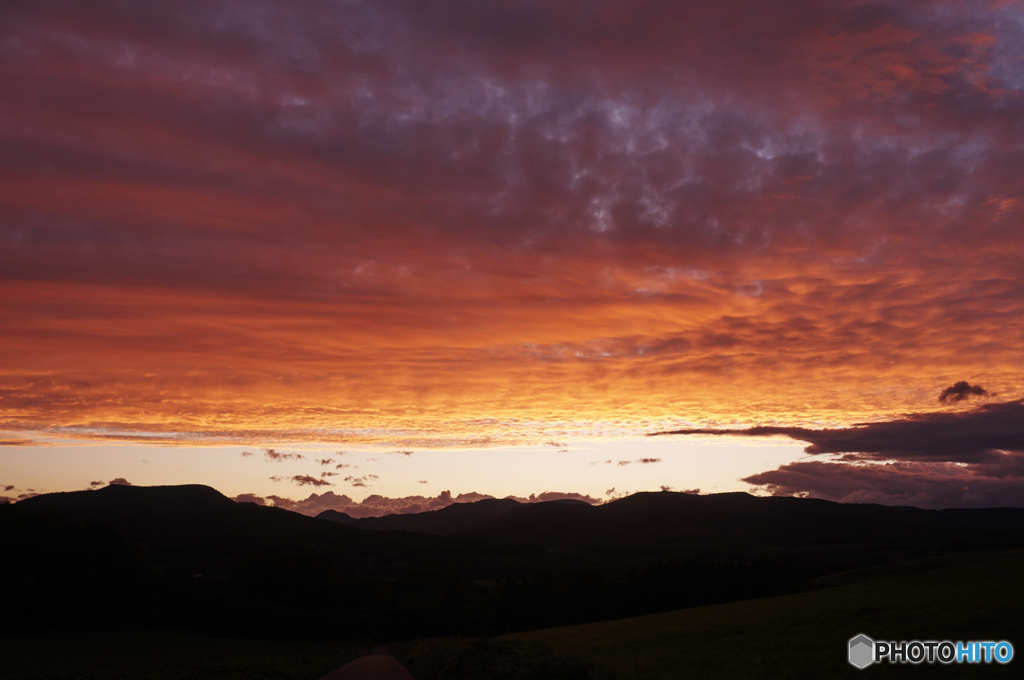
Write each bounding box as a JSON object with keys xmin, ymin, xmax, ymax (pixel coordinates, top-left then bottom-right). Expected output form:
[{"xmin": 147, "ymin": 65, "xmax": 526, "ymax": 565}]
[{"xmin": 2, "ymin": 0, "xmax": 1024, "ymax": 456}]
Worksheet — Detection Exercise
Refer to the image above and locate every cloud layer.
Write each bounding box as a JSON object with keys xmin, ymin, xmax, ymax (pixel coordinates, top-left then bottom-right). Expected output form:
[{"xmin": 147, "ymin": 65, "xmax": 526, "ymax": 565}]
[
  {"xmin": 235, "ymin": 488, "xmax": 601, "ymax": 517},
  {"xmin": 2, "ymin": 1, "xmax": 1024, "ymax": 452},
  {"xmin": 656, "ymin": 398, "xmax": 1024, "ymax": 508}
]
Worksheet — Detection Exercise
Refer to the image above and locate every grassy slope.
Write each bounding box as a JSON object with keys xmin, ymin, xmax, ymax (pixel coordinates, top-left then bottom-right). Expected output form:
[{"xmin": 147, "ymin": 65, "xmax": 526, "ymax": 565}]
[
  {"xmin": 508, "ymin": 549, "xmax": 1024, "ymax": 679},
  {"xmin": 2, "ymin": 550, "xmax": 1021, "ymax": 679}
]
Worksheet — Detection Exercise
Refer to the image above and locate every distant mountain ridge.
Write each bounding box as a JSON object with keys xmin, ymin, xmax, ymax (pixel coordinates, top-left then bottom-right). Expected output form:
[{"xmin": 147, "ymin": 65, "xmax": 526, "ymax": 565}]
[
  {"xmin": 7, "ymin": 484, "xmax": 1024, "ymax": 640},
  {"xmin": 319, "ymin": 497, "xmax": 529, "ymax": 534},
  {"xmin": 317, "ymin": 488, "xmax": 1024, "ymax": 547},
  {"xmin": 235, "ymin": 488, "xmax": 602, "ymax": 518}
]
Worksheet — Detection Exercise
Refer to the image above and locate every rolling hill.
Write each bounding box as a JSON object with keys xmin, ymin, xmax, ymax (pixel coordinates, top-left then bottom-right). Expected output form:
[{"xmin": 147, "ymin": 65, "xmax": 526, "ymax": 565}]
[{"xmin": 6, "ymin": 484, "xmax": 1024, "ymax": 643}]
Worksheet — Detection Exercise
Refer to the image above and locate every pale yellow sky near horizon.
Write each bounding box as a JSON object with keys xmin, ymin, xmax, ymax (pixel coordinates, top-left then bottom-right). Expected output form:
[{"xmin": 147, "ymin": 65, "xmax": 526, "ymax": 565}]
[{"xmin": 0, "ymin": 434, "xmax": 808, "ymax": 503}]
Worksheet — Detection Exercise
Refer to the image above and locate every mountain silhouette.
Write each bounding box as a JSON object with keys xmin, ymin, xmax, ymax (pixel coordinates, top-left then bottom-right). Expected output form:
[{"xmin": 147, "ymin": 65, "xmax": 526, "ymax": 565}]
[
  {"xmin": 6, "ymin": 485, "xmax": 1024, "ymax": 640},
  {"xmin": 320, "ymin": 497, "xmax": 529, "ymax": 534},
  {"xmin": 320, "ymin": 489, "xmax": 1024, "ymax": 553}
]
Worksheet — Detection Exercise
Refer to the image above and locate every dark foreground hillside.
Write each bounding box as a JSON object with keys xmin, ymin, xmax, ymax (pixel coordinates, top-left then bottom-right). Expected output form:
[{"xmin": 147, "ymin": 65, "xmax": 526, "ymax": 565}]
[
  {"xmin": 500, "ymin": 548, "xmax": 1024, "ymax": 679},
  {"xmin": 1, "ymin": 549, "xmax": 1021, "ymax": 679},
  {"xmin": 4, "ymin": 484, "xmax": 1024, "ymax": 644}
]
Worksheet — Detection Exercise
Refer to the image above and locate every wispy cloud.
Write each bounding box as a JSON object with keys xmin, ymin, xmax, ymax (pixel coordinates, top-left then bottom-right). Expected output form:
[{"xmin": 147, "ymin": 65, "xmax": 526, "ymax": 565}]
[
  {"xmin": 264, "ymin": 449, "xmax": 305, "ymax": 462},
  {"xmin": 0, "ymin": 438, "xmax": 38, "ymax": 446},
  {"xmin": 2, "ymin": 0, "xmax": 1024, "ymax": 454},
  {"xmin": 270, "ymin": 474, "xmax": 332, "ymax": 487},
  {"xmin": 657, "ymin": 397, "xmax": 1024, "ymax": 508}
]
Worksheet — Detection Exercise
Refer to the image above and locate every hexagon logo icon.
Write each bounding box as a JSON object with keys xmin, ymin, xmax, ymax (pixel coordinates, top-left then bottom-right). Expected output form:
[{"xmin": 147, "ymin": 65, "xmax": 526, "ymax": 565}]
[{"xmin": 848, "ymin": 633, "xmax": 875, "ymax": 669}]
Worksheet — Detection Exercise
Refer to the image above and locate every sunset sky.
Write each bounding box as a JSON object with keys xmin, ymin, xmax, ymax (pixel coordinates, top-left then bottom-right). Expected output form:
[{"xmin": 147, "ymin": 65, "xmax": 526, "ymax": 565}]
[{"xmin": 3, "ymin": 1, "xmax": 1024, "ymax": 511}]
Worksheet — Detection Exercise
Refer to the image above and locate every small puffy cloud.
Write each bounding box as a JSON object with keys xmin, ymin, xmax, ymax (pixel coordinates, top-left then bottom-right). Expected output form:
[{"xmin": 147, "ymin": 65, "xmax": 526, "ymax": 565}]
[
  {"xmin": 291, "ymin": 474, "xmax": 331, "ymax": 487},
  {"xmin": 240, "ymin": 451, "xmax": 254, "ymax": 457},
  {"xmin": 108, "ymin": 477, "xmax": 131, "ymax": 486},
  {"xmin": 265, "ymin": 448, "xmax": 304, "ymax": 461},
  {"xmin": 264, "ymin": 494, "xmax": 297, "ymax": 510},
  {"xmin": 270, "ymin": 474, "xmax": 332, "ymax": 486},
  {"xmin": 233, "ymin": 493, "xmax": 266, "ymax": 505},
  {"xmin": 507, "ymin": 491, "xmax": 602, "ymax": 504},
  {"xmin": 454, "ymin": 491, "xmax": 492, "ymax": 503},
  {"xmin": 3, "ymin": 484, "xmax": 14, "ymax": 491},
  {"xmin": 939, "ymin": 380, "xmax": 989, "ymax": 404}
]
